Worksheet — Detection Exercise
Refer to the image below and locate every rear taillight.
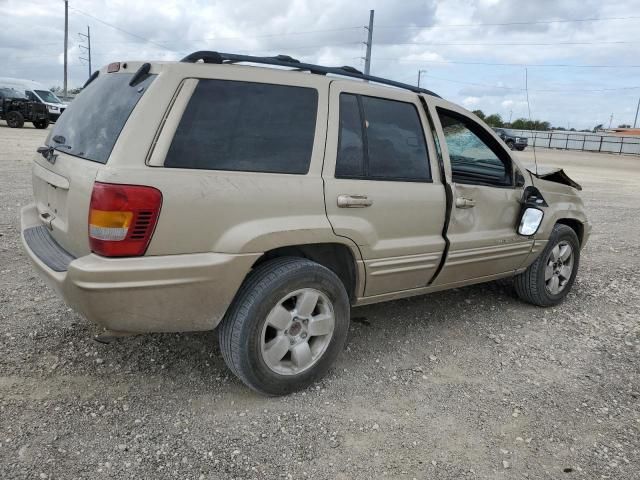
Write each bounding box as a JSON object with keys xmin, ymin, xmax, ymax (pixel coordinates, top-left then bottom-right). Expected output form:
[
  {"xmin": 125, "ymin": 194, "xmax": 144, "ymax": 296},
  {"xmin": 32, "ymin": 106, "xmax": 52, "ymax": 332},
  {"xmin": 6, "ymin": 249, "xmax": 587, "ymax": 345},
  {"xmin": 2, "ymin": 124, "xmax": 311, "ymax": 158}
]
[{"xmin": 88, "ymin": 182, "xmax": 162, "ymax": 257}]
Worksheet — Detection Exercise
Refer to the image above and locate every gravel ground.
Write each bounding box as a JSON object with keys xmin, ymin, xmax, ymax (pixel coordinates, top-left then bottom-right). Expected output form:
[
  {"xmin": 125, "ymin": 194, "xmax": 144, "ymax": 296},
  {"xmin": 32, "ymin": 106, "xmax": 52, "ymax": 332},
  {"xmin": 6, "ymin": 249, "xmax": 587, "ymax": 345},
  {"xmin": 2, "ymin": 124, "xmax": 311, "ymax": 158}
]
[{"xmin": 1, "ymin": 124, "xmax": 639, "ymax": 479}]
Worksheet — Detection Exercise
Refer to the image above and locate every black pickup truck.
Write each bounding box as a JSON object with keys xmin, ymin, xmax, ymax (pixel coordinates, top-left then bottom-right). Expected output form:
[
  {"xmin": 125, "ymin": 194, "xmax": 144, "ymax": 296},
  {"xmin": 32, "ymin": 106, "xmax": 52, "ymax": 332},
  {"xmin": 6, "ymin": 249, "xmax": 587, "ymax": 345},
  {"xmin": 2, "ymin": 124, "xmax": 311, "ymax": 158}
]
[
  {"xmin": 493, "ymin": 127, "xmax": 528, "ymax": 151},
  {"xmin": 0, "ymin": 87, "xmax": 49, "ymax": 129}
]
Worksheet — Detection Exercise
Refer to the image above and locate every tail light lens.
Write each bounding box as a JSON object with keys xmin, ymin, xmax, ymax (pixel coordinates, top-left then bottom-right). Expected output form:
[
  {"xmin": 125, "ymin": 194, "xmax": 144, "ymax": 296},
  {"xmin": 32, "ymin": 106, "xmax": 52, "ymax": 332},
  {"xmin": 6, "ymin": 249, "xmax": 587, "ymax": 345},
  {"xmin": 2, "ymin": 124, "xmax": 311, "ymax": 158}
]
[{"xmin": 89, "ymin": 182, "xmax": 162, "ymax": 257}]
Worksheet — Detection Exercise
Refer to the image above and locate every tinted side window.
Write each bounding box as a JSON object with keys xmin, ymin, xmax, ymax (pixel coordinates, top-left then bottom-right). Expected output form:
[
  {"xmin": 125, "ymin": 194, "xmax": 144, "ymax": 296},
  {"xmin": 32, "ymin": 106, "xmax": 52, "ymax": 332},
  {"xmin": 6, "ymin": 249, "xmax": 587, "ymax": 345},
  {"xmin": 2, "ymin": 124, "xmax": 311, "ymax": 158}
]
[
  {"xmin": 335, "ymin": 94, "xmax": 431, "ymax": 181},
  {"xmin": 165, "ymin": 80, "xmax": 318, "ymax": 174},
  {"xmin": 336, "ymin": 94, "xmax": 365, "ymax": 177},
  {"xmin": 437, "ymin": 110, "xmax": 510, "ymax": 186},
  {"xmin": 362, "ymin": 96, "xmax": 430, "ymax": 181}
]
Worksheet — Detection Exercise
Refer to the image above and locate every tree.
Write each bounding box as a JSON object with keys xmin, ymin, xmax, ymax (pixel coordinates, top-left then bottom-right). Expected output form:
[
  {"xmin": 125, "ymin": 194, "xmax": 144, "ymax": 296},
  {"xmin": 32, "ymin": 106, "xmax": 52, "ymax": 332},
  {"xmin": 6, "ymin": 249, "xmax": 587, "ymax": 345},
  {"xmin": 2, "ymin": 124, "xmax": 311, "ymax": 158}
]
[
  {"xmin": 484, "ymin": 113, "xmax": 503, "ymax": 127},
  {"xmin": 593, "ymin": 124, "xmax": 603, "ymax": 132},
  {"xmin": 511, "ymin": 118, "xmax": 529, "ymax": 130},
  {"xmin": 50, "ymin": 86, "xmax": 82, "ymax": 95},
  {"xmin": 472, "ymin": 109, "xmax": 486, "ymax": 120}
]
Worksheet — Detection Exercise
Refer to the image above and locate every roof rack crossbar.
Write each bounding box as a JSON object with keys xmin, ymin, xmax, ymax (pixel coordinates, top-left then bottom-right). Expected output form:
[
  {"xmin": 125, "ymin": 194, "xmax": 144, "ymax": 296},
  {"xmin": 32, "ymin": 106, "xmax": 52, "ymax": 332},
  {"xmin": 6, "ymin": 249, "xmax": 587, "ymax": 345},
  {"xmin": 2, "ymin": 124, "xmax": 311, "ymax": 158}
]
[{"xmin": 180, "ymin": 51, "xmax": 440, "ymax": 98}]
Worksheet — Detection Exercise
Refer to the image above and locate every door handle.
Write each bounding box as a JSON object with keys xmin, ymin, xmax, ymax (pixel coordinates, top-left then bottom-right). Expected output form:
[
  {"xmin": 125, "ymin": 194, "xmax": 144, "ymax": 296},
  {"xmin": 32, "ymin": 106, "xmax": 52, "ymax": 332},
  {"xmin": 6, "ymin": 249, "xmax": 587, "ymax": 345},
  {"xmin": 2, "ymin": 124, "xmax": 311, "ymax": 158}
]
[
  {"xmin": 337, "ymin": 194, "xmax": 373, "ymax": 208},
  {"xmin": 455, "ymin": 197, "xmax": 476, "ymax": 209}
]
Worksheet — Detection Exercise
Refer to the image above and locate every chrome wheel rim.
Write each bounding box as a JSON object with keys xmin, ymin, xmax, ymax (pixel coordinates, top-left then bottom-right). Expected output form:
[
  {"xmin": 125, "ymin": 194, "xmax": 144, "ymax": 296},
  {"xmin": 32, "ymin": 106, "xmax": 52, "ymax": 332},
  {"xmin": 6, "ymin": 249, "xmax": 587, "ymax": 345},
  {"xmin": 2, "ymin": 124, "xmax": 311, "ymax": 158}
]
[
  {"xmin": 260, "ymin": 288, "xmax": 335, "ymax": 376},
  {"xmin": 545, "ymin": 241, "xmax": 574, "ymax": 295}
]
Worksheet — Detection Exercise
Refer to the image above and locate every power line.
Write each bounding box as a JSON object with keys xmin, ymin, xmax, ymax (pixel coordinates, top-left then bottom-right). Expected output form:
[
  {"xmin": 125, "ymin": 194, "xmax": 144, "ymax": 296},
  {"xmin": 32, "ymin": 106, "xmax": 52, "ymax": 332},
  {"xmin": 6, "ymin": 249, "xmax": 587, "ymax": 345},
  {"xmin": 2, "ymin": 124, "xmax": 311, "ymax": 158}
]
[
  {"xmin": 377, "ymin": 15, "xmax": 640, "ymax": 29},
  {"xmin": 394, "ymin": 40, "xmax": 640, "ymax": 46},
  {"xmin": 204, "ymin": 26, "xmax": 361, "ymax": 41},
  {"xmin": 68, "ymin": 6, "xmax": 363, "ymax": 54},
  {"xmin": 68, "ymin": 5, "xmax": 177, "ymax": 52},
  {"xmin": 420, "ymin": 73, "xmax": 640, "ymax": 93},
  {"xmin": 380, "ymin": 58, "xmax": 640, "ymax": 68}
]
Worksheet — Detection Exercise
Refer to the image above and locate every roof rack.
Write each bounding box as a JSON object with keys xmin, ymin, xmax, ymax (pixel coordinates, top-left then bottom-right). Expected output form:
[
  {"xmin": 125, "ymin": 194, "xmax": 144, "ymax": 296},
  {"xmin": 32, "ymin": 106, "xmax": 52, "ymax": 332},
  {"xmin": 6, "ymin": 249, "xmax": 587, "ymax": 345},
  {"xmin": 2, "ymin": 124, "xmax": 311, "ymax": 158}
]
[{"xmin": 180, "ymin": 51, "xmax": 440, "ymax": 98}]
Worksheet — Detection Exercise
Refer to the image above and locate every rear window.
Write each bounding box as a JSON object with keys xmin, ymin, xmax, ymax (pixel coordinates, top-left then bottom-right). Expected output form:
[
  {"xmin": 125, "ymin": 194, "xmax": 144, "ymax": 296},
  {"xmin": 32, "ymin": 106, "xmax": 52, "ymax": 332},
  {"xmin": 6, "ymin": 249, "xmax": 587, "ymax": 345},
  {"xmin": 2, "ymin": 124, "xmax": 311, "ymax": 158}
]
[
  {"xmin": 164, "ymin": 79, "xmax": 318, "ymax": 174},
  {"xmin": 47, "ymin": 72, "xmax": 155, "ymax": 164}
]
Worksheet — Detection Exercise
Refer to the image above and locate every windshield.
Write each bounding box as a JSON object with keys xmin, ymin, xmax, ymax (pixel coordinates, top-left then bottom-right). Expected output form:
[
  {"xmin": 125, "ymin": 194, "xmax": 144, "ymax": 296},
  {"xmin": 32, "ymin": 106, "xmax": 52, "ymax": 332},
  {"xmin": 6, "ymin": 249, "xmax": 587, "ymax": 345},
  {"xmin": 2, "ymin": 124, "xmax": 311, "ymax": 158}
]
[
  {"xmin": 47, "ymin": 72, "xmax": 155, "ymax": 164},
  {"xmin": 0, "ymin": 87, "xmax": 27, "ymax": 99},
  {"xmin": 35, "ymin": 89, "xmax": 62, "ymax": 103}
]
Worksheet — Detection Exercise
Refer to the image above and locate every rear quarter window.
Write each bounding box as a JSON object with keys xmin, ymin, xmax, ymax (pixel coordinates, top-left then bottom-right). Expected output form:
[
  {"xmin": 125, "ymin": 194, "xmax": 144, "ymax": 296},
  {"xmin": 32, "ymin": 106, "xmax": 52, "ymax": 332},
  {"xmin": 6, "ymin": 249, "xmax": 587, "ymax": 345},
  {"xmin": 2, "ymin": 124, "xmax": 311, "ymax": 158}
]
[{"xmin": 164, "ymin": 80, "xmax": 319, "ymax": 174}]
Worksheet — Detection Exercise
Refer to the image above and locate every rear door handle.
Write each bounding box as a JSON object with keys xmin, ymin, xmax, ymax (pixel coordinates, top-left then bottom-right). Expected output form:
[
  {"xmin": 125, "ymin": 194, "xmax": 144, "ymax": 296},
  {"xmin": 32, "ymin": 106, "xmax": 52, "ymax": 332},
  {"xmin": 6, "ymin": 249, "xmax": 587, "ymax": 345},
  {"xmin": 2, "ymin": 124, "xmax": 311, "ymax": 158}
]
[
  {"xmin": 455, "ymin": 197, "xmax": 476, "ymax": 209},
  {"xmin": 337, "ymin": 194, "xmax": 373, "ymax": 208}
]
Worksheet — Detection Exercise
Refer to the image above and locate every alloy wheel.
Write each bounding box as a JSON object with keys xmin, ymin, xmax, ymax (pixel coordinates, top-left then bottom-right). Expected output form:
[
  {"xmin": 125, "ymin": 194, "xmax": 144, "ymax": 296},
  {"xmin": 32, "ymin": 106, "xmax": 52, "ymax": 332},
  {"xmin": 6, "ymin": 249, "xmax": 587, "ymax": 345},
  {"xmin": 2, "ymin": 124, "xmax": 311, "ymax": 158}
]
[
  {"xmin": 260, "ymin": 288, "xmax": 335, "ymax": 375},
  {"xmin": 545, "ymin": 241, "xmax": 574, "ymax": 295}
]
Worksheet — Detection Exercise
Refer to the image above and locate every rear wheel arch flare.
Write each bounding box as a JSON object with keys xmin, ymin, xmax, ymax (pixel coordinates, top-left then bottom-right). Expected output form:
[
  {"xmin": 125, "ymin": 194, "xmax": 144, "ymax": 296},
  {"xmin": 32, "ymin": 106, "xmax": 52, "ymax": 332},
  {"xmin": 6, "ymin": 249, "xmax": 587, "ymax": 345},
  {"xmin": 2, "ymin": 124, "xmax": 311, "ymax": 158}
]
[{"xmin": 252, "ymin": 243, "xmax": 359, "ymax": 301}]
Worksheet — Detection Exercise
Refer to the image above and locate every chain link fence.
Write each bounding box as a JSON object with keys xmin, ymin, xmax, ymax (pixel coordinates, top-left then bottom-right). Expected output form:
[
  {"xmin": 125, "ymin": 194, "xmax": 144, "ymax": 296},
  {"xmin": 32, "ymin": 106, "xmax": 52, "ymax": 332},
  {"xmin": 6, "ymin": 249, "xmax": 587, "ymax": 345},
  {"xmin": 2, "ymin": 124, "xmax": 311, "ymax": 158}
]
[{"xmin": 511, "ymin": 130, "xmax": 640, "ymax": 155}]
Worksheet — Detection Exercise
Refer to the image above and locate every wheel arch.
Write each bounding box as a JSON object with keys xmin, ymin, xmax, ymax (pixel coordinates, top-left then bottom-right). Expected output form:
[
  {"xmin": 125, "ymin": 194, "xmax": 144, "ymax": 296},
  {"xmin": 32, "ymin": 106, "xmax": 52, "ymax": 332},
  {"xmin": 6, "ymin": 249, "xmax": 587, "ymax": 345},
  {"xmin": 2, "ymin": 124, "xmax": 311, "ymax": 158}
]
[
  {"xmin": 252, "ymin": 242, "xmax": 362, "ymax": 302},
  {"xmin": 555, "ymin": 218, "xmax": 584, "ymax": 246}
]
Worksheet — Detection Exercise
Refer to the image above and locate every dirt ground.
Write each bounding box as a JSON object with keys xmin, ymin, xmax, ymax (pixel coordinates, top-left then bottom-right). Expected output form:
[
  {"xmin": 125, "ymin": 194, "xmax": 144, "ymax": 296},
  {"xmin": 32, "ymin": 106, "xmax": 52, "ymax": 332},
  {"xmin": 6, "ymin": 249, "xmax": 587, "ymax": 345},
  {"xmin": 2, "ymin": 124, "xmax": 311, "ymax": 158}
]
[{"xmin": 1, "ymin": 124, "xmax": 639, "ymax": 479}]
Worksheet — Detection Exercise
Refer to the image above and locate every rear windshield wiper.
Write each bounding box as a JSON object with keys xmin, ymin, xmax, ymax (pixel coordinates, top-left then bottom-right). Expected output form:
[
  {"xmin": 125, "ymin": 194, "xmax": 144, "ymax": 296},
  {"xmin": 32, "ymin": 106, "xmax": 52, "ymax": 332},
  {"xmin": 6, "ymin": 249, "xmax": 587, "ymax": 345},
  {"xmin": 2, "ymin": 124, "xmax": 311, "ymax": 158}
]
[
  {"xmin": 43, "ymin": 135, "xmax": 73, "ymax": 154},
  {"xmin": 49, "ymin": 134, "xmax": 72, "ymax": 151}
]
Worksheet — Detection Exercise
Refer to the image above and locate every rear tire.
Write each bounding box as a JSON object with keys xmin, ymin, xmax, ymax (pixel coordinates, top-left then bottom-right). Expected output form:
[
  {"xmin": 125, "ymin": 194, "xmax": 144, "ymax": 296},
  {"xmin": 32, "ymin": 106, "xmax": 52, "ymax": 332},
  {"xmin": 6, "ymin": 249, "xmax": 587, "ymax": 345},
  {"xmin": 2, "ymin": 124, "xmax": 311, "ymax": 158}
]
[
  {"xmin": 33, "ymin": 119, "xmax": 49, "ymax": 129},
  {"xmin": 514, "ymin": 224, "xmax": 580, "ymax": 307},
  {"xmin": 218, "ymin": 257, "xmax": 350, "ymax": 396},
  {"xmin": 6, "ymin": 111, "xmax": 24, "ymax": 128}
]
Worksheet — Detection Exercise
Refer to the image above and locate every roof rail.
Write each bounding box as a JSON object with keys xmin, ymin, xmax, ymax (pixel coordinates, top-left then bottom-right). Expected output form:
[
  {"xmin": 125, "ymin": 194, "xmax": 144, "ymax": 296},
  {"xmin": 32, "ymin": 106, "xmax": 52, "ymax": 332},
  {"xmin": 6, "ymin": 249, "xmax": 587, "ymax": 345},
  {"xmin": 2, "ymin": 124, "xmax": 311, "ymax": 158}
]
[{"xmin": 180, "ymin": 51, "xmax": 440, "ymax": 98}]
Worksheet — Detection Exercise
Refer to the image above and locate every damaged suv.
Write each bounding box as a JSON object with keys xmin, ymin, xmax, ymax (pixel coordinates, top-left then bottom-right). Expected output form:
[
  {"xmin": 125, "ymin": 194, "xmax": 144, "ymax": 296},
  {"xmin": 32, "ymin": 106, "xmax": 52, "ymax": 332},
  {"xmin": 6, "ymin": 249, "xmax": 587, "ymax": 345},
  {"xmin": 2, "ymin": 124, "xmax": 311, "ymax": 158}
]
[{"xmin": 21, "ymin": 52, "xmax": 590, "ymax": 395}]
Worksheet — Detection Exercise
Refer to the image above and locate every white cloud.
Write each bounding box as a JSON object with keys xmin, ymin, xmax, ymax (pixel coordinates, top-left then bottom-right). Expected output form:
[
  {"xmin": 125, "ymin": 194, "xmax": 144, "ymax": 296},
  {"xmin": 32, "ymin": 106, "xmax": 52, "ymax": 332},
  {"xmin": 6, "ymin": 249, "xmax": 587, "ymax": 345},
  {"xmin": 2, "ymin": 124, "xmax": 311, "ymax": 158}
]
[
  {"xmin": 2, "ymin": 0, "xmax": 639, "ymax": 129},
  {"xmin": 462, "ymin": 96, "xmax": 481, "ymax": 107}
]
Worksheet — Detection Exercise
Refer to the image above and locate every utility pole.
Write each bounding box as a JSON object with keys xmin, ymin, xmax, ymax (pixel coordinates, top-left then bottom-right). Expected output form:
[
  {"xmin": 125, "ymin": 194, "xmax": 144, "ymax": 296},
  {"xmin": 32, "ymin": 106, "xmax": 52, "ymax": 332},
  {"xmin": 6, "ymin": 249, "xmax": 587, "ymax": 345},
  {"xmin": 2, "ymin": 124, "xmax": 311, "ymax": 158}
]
[
  {"xmin": 79, "ymin": 26, "xmax": 92, "ymax": 80},
  {"xmin": 363, "ymin": 10, "xmax": 374, "ymax": 75},
  {"xmin": 608, "ymin": 113, "xmax": 614, "ymax": 129},
  {"xmin": 63, "ymin": 0, "xmax": 68, "ymax": 99},
  {"xmin": 417, "ymin": 69, "xmax": 427, "ymax": 88},
  {"xmin": 634, "ymin": 97, "xmax": 640, "ymax": 128},
  {"xmin": 509, "ymin": 110, "xmax": 513, "ymax": 123}
]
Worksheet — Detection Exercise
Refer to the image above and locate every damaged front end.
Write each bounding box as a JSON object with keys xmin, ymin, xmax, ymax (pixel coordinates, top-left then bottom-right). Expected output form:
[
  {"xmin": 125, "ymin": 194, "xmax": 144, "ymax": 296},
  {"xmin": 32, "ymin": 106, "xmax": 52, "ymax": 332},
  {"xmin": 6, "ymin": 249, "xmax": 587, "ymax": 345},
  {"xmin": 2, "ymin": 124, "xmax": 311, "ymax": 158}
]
[{"xmin": 527, "ymin": 167, "xmax": 582, "ymax": 191}]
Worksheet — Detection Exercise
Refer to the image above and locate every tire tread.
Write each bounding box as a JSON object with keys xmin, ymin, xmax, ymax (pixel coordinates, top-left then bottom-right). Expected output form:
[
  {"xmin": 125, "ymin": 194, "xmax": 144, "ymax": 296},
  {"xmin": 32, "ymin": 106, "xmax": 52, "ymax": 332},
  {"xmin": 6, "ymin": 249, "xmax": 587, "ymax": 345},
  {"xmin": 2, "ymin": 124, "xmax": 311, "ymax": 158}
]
[
  {"xmin": 514, "ymin": 224, "xmax": 579, "ymax": 307},
  {"xmin": 218, "ymin": 257, "xmax": 347, "ymax": 395}
]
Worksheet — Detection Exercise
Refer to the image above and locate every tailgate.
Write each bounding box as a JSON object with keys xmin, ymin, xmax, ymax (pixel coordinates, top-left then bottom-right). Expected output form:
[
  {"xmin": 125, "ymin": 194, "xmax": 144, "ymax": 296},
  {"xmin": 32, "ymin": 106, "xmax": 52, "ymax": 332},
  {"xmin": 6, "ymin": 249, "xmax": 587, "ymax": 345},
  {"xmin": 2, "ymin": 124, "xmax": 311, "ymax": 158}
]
[
  {"xmin": 30, "ymin": 67, "xmax": 158, "ymax": 257},
  {"xmin": 32, "ymin": 153, "xmax": 100, "ymax": 257}
]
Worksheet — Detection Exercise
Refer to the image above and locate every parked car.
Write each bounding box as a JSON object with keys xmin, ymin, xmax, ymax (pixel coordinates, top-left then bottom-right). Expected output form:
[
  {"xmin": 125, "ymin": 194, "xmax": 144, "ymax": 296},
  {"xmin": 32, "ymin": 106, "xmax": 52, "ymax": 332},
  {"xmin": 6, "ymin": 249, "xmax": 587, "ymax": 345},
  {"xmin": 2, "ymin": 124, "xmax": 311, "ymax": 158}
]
[
  {"xmin": 21, "ymin": 52, "xmax": 590, "ymax": 395},
  {"xmin": 493, "ymin": 127, "xmax": 528, "ymax": 151},
  {"xmin": 0, "ymin": 87, "xmax": 49, "ymax": 128},
  {"xmin": 0, "ymin": 77, "xmax": 68, "ymax": 121}
]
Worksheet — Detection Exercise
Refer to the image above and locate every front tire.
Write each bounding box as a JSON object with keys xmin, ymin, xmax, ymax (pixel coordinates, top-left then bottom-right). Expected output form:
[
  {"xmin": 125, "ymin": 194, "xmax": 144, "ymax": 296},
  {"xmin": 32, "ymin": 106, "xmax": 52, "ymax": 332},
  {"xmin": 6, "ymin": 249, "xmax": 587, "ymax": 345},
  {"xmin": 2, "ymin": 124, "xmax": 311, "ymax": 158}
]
[
  {"xmin": 514, "ymin": 224, "xmax": 580, "ymax": 306},
  {"xmin": 6, "ymin": 111, "xmax": 24, "ymax": 128},
  {"xmin": 218, "ymin": 257, "xmax": 350, "ymax": 395},
  {"xmin": 33, "ymin": 119, "xmax": 49, "ymax": 129},
  {"xmin": 506, "ymin": 139, "xmax": 515, "ymax": 150}
]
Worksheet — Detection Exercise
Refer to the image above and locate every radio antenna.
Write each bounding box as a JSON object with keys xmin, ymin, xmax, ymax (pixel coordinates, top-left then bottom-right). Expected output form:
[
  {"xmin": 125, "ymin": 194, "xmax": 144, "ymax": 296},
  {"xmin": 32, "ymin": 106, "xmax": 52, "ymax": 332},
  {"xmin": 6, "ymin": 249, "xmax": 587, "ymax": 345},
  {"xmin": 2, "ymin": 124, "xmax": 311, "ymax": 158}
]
[{"xmin": 525, "ymin": 67, "xmax": 539, "ymax": 175}]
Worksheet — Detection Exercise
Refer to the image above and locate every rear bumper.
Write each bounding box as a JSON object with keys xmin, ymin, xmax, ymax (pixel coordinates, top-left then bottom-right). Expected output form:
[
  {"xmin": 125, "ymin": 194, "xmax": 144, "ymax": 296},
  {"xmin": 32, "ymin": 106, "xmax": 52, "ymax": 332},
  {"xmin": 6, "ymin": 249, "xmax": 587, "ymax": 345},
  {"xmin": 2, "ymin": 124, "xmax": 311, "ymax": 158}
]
[{"xmin": 21, "ymin": 204, "xmax": 259, "ymax": 333}]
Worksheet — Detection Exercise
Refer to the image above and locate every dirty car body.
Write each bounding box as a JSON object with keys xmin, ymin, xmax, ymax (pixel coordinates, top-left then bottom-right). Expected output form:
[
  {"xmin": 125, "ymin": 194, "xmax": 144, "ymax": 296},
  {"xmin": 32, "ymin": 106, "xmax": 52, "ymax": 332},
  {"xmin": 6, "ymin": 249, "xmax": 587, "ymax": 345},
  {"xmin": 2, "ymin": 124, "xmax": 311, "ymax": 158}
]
[{"xmin": 20, "ymin": 53, "xmax": 590, "ymax": 394}]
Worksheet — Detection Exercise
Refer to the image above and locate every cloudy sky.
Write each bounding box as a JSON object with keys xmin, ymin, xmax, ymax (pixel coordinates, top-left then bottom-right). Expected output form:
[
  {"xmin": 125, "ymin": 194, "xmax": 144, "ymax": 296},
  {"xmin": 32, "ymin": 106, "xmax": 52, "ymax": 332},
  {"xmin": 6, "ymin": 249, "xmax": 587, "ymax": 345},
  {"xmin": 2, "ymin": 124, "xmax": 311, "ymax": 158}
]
[{"xmin": 2, "ymin": 0, "xmax": 639, "ymax": 129}]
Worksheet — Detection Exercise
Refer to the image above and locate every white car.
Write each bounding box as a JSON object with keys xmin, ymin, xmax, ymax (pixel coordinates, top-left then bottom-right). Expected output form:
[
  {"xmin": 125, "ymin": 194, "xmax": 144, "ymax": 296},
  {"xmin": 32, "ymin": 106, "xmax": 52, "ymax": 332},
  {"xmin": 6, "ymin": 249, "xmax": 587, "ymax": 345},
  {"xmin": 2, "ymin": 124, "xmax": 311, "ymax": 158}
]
[{"xmin": 0, "ymin": 77, "xmax": 68, "ymax": 121}]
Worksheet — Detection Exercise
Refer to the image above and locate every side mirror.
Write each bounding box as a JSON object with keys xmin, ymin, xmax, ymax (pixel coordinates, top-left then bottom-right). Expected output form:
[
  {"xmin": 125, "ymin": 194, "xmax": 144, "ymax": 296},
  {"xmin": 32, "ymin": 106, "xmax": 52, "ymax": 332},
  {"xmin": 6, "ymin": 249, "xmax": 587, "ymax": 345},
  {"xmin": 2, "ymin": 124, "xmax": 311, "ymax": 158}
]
[{"xmin": 517, "ymin": 207, "xmax": 544, "ymax": 236}]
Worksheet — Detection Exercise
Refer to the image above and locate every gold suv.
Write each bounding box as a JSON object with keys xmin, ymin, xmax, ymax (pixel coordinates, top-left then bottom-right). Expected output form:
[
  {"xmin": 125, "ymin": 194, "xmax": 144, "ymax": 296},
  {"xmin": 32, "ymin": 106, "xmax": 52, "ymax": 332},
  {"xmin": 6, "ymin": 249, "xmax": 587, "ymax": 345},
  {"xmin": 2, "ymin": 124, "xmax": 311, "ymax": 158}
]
[{"xmin": 21, "ymin": 52, "xmax": 590, "ymax": 395}]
